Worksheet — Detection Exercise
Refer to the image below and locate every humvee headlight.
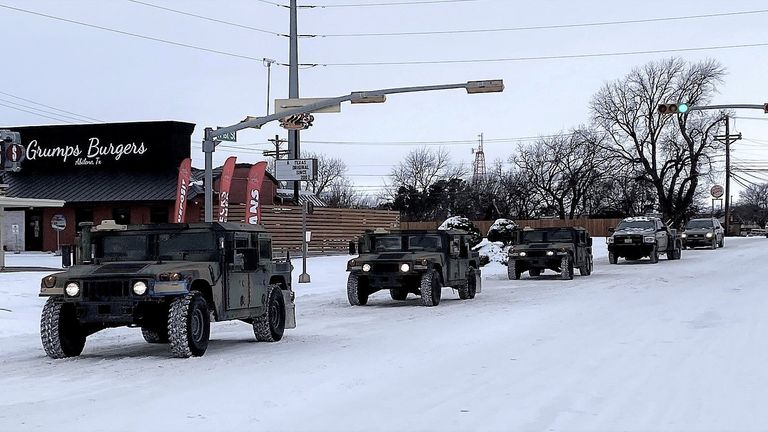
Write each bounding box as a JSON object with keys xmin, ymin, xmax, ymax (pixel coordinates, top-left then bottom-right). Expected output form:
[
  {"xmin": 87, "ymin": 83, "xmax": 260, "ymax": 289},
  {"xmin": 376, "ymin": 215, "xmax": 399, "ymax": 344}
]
[
  {"xmin": 705, "ymin": 232, "xmax": 714, "ymax": 238},
  {"xmin": 43, "ymin": 276, "xmax": 57, "ymax": 289},
  {"xmin": 681, "ymin": 233, "xmax": 687, "ymax": 238},
  {"xmin": 132, "ymin": 281, "xmax": 148, "ymax": 296},
  {"xmin": 349, "ymin": 260, "xmax": 357, "ymax": 267},
  {"xmin": 65, "ymin": 282, "xmax": 80, "ymax": 297},
  {"xmin": 420, "ymin": 259, "xmax": 429, "ymax": 266},
  {"xmin": 362, "ymin": 263, "xmax": 371, "ymax": 272},
  {"xmin": 519, "ymin": 251, "xmax": 527, "ymax": 257},
  {"xmin": 400, "ymin": 263, "xmax": 411, "ymax": 272},
  {"xmin": 546, "ymin": 251, "xmax": 555, "ymax": 256},
  {"xmin": 644, "ymin": 236, "xmax": 656, "ymax": 243}
]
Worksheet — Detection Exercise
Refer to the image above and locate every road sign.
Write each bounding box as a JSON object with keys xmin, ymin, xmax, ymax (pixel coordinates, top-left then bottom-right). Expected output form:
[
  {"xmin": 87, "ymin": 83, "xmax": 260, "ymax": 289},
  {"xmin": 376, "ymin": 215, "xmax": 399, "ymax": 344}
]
[
  {"xmin": 275, "ymin": 159, "xmax": 318, "ymax": 181},
  {"xmin": 275, "ymin": 98, "xmax": 341, "ymax": 114},
  {"xmin": 216, "ymin": 129, "xmax": 237, "ymax": 142},
  {"xmin": 51, "ymin": 214, "xmax": 67, "ymax": 231},
  {"xmin": 711, "ymin": 184, "xmax": 724, "ymax": 198},
  {"xmin": 11, "ymin": 224, "xmax": 19, "ymax": 234},
  {"xmin": 5, "ymin": 143, "xmax": 24, "ymax": 163}
]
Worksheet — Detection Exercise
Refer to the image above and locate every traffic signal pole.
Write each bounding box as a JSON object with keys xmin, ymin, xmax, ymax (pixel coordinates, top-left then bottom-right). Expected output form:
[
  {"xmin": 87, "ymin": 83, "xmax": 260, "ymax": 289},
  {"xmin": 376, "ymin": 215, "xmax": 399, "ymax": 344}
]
[{"xmin": 288, "ymin": 0, "xmax": 301, "ymax": 205}]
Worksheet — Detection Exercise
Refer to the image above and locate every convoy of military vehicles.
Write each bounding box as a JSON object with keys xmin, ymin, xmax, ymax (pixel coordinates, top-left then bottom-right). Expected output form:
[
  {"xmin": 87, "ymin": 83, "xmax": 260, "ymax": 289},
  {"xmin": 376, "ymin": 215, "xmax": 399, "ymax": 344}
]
[{"xmin": 37, "ymin": 213, "xmax": 729, "ymax": 358}]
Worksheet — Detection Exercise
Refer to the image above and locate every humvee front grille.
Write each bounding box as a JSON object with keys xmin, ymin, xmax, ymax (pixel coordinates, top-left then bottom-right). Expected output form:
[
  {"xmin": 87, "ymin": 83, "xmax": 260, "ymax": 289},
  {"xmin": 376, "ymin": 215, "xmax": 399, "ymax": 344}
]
[
  {"xmin": 82, "ymin": 280, "xmax": 131, "ymax": 299},
  {"xmin": 373, "ymin": 263, "xmax": 400, "ymax": 273}
]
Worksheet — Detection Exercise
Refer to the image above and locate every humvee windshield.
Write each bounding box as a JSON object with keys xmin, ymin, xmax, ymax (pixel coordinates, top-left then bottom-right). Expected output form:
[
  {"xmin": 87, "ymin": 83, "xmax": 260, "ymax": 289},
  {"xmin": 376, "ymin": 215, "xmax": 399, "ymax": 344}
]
[
  {"xmin": 407, "ymin": 234, "xmax": 442, "ymax": 251},
  {"xmin": 97, "ymin": 231, "xmax": 217, "ymax": 262},
  {"xmin": 616, "ymin": 220, "xmax": 655, "ymax": 230},
  {"xmin": 521, "ymin": 229, "xmax": 573, "ymax": 243},
  {"xmin": 373, "ymin": 236, "xmax": 402, "ymax": 252}
]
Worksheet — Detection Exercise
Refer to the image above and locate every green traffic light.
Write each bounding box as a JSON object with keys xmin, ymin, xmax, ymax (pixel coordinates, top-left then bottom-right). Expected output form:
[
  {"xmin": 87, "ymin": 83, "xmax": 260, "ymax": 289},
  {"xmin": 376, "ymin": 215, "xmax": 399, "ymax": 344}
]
[{"xmin": 678, "ymin": 103, "xmax": 689, "ymax": 113}]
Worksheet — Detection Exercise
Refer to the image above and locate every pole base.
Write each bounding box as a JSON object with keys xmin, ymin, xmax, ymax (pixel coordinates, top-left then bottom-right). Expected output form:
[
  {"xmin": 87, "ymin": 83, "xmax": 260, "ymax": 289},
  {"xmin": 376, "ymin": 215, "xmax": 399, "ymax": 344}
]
[{"xmin": 298, "ymin": 273, "xmax": 311, "ymax": 283}]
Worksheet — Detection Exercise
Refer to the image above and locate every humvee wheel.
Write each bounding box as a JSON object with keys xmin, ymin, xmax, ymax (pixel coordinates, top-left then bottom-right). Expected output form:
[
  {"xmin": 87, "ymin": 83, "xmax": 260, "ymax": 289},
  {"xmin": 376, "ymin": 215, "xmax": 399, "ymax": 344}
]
[
  {"xmin": 718, "ymin": 238, "xmax": 724, "ymax": 248},
  {"xmin": 40, "ymin": 297, "xmax": 86, "ymax": 359},
  {"xmin": 142, "ymin": 326, "xmax": 169, "ymax": 344},
  {"xmin": 347, "ymin": 274, "xmax": 369, "ymax": 306},
  {"xmin": 529, "ymin": 268, "xmax": 542, "ymax": 277},
  {"xmin": 420, "ymin": 270, "xmax": 442, "ymax": 307},
  {"xmin": 389, "ymin": 288, "xmax": 408, "ymax": 301},
  {"xmin": 458, "ymin": 268, "xmax": 478, "ymax": 300},
  {"xmin": 609, "ymin": 252, "xmax": 618, "ymax": 265},
  {"xmin": 254, "ymin": 284, "xmax": 286, "ymax": 342},
  {"xmin": 507, "ymin": 260, "xmax": 521, "ymax": 280},
  {"xmin": 168, "ymin": 292, "xmax": 210, "ymax": 358},
  {"xmin": 560, "ymin": 256, "xmax": 574, "ymax": 280}
]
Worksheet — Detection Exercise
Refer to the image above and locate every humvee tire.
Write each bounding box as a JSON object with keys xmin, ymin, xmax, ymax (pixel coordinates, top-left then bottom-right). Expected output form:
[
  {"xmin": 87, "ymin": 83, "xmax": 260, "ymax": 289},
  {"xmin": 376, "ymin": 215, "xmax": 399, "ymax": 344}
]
[
  {"xmin": 253, "ymin": 284, "xmax": 286, "ymax": 342},
  {"xmin": 649, "ymin": 248, "xmax": 659, "ymax": 264},
  {"xmin": 507, "ymin": 260, "xmax": 520, "ymax": 280},
  {"xmin": 420, "ymin": 270, "xmax": 442, "ymax": 307},
  {"xmin": 560, "ymin": 256, "xmax": 573, "ymax": 280},
  {"xmin": 347, "ymin": 274, "xmax": 369, "ymax": 306},
  {"xmin": 168, "ymin": 292, "xmax": 210, "ymax": 358},
  {"xmin": 579, "ymin": 256, "xmax": 593, "ymax": 276},
  {"xmin": 141, "ymin": 326, "xmax": 169, "ymax": 344},
  {"xmin": 40, "ymin": 298, "xmax": 86, "ymax": 359},
  {"xmin": 458, "ymin": 269, "xmax": 478, "ymax": 300},
  {"xmin": 389, "ymin": 288, "xmax": 408, "ymax": 301},
  {"xmin": 609, "ymin": 252, "xmax": 618, "ymax": 265}
]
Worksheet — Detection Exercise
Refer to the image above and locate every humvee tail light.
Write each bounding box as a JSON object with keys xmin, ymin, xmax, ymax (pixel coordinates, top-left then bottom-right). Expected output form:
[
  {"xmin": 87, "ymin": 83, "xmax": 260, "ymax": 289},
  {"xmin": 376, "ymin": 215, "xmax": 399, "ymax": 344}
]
[
  {"xmin": 65, "ymin": 282, "xmax": 80, "ymax": 297},
  {"xmin": 132, "ymin": 281, "xmax": 148, "ymax": 295},
  {"xmin": 362, "ymin": 264, "xmax": 371, "ymax": 272},
  {"xmin": 400, "ymin": 263, "xmax": 411, "ymax": 272},
  {"xmin": 43, "ymin": 276, "xmax": 57, "ymax": 289}
]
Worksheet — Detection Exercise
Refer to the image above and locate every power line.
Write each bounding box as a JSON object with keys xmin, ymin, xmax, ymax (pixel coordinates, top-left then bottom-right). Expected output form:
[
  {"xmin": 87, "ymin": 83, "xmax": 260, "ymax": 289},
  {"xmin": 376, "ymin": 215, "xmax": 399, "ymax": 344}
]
[
  {"xmin": 255, "ymin": 0, "xmax": 289, "ymax": 7},
  {"xmin": 0, "ymin": 98, "xmax": 95, "ymax": 123},
  {"xmin": 0, "ymin": 3, "xmax": 279, "ymax": 63},
  {"xmin": 318, "ymin": 8, "xmax": 768, "ymax": 37},
  {"xmin": 125, "ymin": 0, "xmax": 284, "ymax": 36},
  {"xmin": 0, "ymin": 91, "xmax": 103, "ymax": 122},
  {"xmin": 310, "ymin": 0, "xmax": 485, "ymax": 8},
  {"xmin": 0, "ymin": 101, "xmax": 74, "ymax": 123},
  {"xmin": 312, "ymin": 41, "xmax": 768, "ymax": 67}
]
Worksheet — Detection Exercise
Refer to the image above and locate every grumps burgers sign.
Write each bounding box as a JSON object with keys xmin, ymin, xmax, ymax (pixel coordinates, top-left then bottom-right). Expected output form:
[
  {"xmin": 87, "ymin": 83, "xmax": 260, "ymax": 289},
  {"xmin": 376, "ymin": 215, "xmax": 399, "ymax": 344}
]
[{"xmin": 9, "ymin": 121, "xmax": 194, "ymax": 173}]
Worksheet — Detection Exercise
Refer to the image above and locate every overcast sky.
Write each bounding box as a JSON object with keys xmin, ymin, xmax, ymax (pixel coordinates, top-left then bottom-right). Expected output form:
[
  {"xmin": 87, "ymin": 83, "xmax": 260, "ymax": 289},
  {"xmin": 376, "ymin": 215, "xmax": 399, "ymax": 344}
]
[{"xmin": 2, "ymin": 0, "xmax": 767, "ymax": 199}]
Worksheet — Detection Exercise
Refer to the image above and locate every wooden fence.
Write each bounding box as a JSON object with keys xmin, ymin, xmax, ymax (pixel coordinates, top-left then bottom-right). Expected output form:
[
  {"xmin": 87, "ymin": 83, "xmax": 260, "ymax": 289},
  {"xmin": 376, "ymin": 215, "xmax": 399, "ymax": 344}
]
[
  {"xmin": 400, "ymin": 218, "xmax": 622, "ymax": 237},
  {"xmin": 212, "ymin": 204, "xmax": 401, "ymax": 254}
]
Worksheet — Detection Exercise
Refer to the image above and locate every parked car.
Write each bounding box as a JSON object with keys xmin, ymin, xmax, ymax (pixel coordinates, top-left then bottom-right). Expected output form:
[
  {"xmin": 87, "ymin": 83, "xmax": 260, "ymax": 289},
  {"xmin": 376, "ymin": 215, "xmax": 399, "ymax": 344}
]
[{"xmin": 681, "ymin": 217, "xmax": 725, "ymax": 249}]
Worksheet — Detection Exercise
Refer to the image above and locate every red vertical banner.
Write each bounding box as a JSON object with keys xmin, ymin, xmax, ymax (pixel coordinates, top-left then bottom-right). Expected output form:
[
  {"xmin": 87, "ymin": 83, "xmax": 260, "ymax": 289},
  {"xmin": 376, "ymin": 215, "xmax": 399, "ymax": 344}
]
[
  {"xmin": 217, "ymin": 156, "xmax": 237, "ymax": 222},
  {"xmin": 245, "ymin": 161, "xmax": 268, "ymax": 225},
  {"xmin": 173, "ymin": 158, "xmax": 192, "ymax": 223}
]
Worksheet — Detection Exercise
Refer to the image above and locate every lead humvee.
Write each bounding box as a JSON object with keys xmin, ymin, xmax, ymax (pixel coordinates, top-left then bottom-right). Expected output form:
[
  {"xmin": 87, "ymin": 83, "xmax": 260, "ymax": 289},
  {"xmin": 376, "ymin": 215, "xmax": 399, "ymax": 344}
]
[
  {"xmin": 39, "ymin": 220, "xmax": 296, "ymax": 358},
  {"xmin": 346, "ymin": 229, "xmax": 482, "ymax": 307}
]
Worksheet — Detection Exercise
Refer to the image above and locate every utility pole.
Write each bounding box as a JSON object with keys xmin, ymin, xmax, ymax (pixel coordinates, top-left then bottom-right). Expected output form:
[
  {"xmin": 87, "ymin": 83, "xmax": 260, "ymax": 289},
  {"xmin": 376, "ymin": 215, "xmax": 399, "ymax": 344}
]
[
  {"xmin": 288, "ymin": 0, "xmax": 301, "ymax": 205},
  {"xmin": 714, "ymin": 115, "xmax": 742, "ymax": 236},
  {"xmin": 264, "ymin": 135, "xmax": 289, "ymax": 162}
]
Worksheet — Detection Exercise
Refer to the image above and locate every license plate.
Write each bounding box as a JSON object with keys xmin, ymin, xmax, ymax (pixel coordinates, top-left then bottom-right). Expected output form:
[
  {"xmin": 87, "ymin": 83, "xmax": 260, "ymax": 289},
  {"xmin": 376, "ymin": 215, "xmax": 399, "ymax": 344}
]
[{"xmin": 624, "ymin": 239, "xmax": 633, "ymax": 243}]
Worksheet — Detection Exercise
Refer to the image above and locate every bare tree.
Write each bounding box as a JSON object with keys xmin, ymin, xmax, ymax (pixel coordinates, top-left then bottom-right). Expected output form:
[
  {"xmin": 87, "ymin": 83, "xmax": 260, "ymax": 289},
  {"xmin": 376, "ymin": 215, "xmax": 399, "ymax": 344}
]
[
  {"xmin": 302, "ymin": 151, "xmax": 348, "ymax": 196},
  {"xmin": 389, "ymin": 147, "xmax": 467, "ymax": 194},
  {"xmin": 322, "ymin": 178, "xmax": 359, "ymax": 208},
  {"xmin": 591, "ymin": 57, "xmax": 726, "ymax": 226}
]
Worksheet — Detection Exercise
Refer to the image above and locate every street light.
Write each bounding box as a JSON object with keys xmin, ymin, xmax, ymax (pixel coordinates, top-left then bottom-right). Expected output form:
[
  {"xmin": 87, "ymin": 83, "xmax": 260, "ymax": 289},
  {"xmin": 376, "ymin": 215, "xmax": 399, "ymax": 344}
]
[
  {"xmin": 202, "ymin": 79, "xmax": 505, "ymax": 222},
  {"xmin": 263, "ymin": 58, "xmax": 277, "ymax": 116}
]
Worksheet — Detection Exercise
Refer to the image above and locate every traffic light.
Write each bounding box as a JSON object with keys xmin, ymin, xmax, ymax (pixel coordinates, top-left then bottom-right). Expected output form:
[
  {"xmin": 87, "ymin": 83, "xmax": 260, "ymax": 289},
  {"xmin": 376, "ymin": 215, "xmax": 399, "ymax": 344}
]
[{"xmin": 657, "ymin": 103, "xmax": 690, "ymax": 114}]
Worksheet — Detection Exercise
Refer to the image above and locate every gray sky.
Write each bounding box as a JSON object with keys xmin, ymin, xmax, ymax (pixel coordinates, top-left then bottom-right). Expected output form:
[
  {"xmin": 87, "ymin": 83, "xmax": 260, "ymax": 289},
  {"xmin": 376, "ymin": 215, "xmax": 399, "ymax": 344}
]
[{"xmin": 2, "ymin": 0, "xmax": 767, "ymax": 199}]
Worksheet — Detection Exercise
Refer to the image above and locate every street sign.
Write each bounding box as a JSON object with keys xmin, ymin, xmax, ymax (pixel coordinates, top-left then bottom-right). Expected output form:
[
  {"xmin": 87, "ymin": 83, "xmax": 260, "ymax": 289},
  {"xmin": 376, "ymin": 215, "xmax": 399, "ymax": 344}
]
[
  {"xmin": 275, "ymin": 159, "xmax": 318, "ymax": 181},
  {"xmin": 216, "ymin": 129, "xmax": 237, "ymax": 142},
  {"xmin": 11, "ymin": 224, "xmax": 19, "ymax": 234},
  {"xmin": 711, "ymin": 184, "xmax": 724, "ymax": 198},
  {"xmin": 275, "ymin": 98, "xmax": 341, "ymax": 114},
  {"xmin": 51, "ymin": 214, "xmax": 67, "ymax": 231}
]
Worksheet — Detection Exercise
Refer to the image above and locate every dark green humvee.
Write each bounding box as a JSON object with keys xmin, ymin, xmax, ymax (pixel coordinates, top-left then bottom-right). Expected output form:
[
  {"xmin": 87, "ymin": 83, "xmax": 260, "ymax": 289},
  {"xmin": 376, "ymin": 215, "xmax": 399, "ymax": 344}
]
[
  {"xmin": 39, "ymin": 220, "xmax": 295, "ymax": 358},
  {"xmin": 346, "ymin": 229, "xmax": 481, "ymax": 307},
  {"xmin": 507, "ymin": 227, "xmax": 594, "ymax": 280}
]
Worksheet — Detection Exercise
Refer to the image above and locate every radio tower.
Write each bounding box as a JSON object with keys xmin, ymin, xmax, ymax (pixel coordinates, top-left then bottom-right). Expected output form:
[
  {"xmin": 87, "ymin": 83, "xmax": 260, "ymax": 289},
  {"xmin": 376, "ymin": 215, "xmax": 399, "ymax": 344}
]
[{"xmin": 472, "ymin": 133, "xmax": 487, "ymax": 184}]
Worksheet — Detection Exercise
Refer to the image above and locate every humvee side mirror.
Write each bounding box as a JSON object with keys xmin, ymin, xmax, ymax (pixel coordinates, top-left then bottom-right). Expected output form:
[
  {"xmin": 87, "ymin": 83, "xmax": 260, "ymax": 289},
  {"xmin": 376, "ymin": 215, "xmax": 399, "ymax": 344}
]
[
  {"xmin": 608, "ymin": 227, "xmax": 615, "ymax": 234},
  {"xmin": 349, "ymin": 241, "xmax": 356, "ymax": 255}
]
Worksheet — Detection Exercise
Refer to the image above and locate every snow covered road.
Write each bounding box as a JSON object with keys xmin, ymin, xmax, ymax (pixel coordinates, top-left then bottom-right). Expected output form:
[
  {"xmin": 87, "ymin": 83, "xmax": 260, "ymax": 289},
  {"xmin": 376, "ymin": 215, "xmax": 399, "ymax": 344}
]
[{"xmin": 1, "ymin": 237, "xmax": 767, "ymax": 431}]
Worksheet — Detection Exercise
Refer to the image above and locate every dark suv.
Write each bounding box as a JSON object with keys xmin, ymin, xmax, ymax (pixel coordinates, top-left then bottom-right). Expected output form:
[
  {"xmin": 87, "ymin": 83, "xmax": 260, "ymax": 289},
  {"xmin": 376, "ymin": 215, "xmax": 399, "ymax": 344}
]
[
  {"xmin": 507, "ymin": 227, "xmax": 594, "ymax": 280},
  {"xmin": 39, "ymin": 220, "xmax": 295, "ymax": 358},
  {"xmin": 682, "ymin": 218, "xmax": 725, "ymax": 249},
  {"xmin": 346, "ymin": 230, "xmax": 481, "ymax": 307}
]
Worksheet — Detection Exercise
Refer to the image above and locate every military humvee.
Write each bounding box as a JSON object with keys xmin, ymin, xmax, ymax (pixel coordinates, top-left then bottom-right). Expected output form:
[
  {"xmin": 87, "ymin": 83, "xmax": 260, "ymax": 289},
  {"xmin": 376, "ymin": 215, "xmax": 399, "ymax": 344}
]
[
  {"xmin": 346, "ymin": 229, "xmax": 481, "ymax": 307},
  {"xmin": 39, "ymin": 220, "xmax": 296, "ymax": 358},
  {"xmin": 507, "ymin": 227, "xmax": 594, "ymax": 280}
]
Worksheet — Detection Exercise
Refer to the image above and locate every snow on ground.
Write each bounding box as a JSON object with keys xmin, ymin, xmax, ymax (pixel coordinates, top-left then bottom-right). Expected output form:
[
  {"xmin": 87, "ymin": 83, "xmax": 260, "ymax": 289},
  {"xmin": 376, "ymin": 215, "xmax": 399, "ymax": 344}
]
[{"xmin": 2, "ymin": 238, "xmax": 768, "ymax": 431}]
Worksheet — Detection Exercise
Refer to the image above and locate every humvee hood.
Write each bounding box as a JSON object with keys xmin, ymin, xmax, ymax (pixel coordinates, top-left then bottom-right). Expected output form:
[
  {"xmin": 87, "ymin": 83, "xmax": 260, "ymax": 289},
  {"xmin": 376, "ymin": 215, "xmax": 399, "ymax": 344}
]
[{"xmin": 71, "ymin": 261, "xmax": 211, "ymax": 277}]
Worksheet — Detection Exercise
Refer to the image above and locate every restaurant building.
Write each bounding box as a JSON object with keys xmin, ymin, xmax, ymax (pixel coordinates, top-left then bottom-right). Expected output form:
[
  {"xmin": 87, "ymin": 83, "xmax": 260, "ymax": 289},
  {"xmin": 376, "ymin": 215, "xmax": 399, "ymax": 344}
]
[{"xmin": 1, "ymin": 121, "xmax": 281, "ymax": 252}]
